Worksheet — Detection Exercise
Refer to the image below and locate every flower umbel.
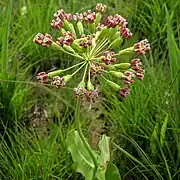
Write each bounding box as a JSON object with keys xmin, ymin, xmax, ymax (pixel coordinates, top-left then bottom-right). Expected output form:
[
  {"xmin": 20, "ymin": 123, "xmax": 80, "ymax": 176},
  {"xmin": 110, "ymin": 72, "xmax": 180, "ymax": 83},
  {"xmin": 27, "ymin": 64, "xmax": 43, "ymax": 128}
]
[{"xmin": 34, "ymin": 3, "xmax": 150, "ymax": 102}]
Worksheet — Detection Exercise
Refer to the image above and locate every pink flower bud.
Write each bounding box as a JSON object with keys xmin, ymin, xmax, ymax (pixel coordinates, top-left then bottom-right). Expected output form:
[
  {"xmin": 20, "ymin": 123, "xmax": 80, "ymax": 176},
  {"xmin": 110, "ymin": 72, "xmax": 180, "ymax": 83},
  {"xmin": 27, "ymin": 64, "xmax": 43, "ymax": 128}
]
[
  {"xmin": 119, "ymin": 87, "xmax": 130, "ymax": 98},
  {"xmin": 121, "ymin": 27, "xmax": 133, "ymax": 38},
  {"xmin": 79, "ymin": 35, "xmax": 92, "ymax": 48},
  {"xmin": 96, "ymin": 3, "xmax": 107, "ymax": 13},
  {"xmin": 101, "ymin": 51, "xmax": 116, "ymax": 65},
  {"xmin": 33, "ymin": 33, "xmax": 53, "ymax": 47},
  {"xmin": 37, "ymin": 72, "xmax": 49, "ymax": 83},
  {"xmin": 131, "ymin": 59, "xmax": 142, "ymax": 66},
  {"xmin": 85, "ymin": 89, "xmax": 99, "ymax": 103},
  {"xmin": 134, "ymin": 39, "xmax": 150, "ymax": 55},
  {"xmin": 51, "ymin": 76, "xmax": 65, "ymax": 88},
  {"xmin": 51, "ymin": 18, "xmax": 64, "ymax": 30},
  {"xmin": 56, "ymin": 31, "xmax": 74, "ymax": 46},
  {"xmin": 136, "ymin": 73, "xmax": 144, "ymax": 80},
  {"xmin": 90, "ymin": 62, "xmax": 104, "ymax": 76},
  {"xmin": 73, "ymin": 13, "xmax": 84, "ymax": 21},
  {"xmin": 83, "ymin": 10, "xmax": 96, "ymax": 24},
  {"xmin": 74, "ymin": 87, "xmax": 87, "ymax": 98}
]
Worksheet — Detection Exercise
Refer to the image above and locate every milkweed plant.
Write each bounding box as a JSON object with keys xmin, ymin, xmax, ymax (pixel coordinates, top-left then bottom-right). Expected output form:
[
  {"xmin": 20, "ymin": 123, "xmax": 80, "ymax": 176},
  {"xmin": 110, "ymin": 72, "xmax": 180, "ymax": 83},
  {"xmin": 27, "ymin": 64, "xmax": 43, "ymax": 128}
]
[{"xmin": 34, "ymin": 3, "xmax": 150, "ymax": 180}]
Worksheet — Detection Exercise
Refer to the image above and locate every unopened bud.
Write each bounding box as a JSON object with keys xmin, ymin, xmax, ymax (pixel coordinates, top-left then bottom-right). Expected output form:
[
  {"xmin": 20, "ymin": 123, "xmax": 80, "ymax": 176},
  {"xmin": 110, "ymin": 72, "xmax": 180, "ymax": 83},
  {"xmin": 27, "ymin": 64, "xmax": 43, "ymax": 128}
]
[
  {"xmin": 64, "ymin": 74, "xmax": 72, "ymax": 82},
  {"xmin": 116, "ymin": 47, "xmax": 134, "ymax": 56},
  {"xmin": 87, "ymin": 81, "xmax": 94, "ymax": 91},
  {"xmin": 95, "ymin": 12, "xmax": 102, "ymax": 26},
  {"xmin": 78, "ymin": 81, "xmax": 86, "ymax": 88},
  {"xmin": 63, "ymin": 20, "xmax": 76, "ymax": 36},
  {"xmin": 106, "ymin": 79, "xmax": 121, "ymax": 92},
  {"xmin": 109, "ymin": 71, "xmax": 124, "ymax": 78},
  {"xmin": 108, "ymin": 37, "xmax": 123, "ymax": 49},
  {"xmin": 113, "ymin": 63, "xmax": 131, "ymax": 70},
  {"xmin": 48, "ymin": 69, "xmax": 64, "ymax": 79},
  {"xmin": 77, "ymin": 21, "xmax": 84, "ymax": 35}
]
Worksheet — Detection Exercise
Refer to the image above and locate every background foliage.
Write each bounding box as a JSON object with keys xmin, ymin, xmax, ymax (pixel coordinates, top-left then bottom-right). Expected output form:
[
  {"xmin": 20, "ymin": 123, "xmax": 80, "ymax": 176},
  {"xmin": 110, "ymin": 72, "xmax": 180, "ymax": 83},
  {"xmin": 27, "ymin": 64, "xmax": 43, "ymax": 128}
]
[{"xmin": 0, "ymin": 0, "xmax": 179, "ymax": 179}]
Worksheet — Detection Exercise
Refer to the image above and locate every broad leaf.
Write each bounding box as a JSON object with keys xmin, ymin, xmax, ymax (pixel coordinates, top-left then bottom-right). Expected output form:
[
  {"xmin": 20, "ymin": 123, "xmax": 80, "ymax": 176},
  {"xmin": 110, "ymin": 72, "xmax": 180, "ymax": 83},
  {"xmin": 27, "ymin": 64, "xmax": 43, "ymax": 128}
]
[
  {"xmin": 96, "ymin": 135, "xmax": 110, "ymax": 180},
  {"xmin": 66, "ymin": 129, "xmax": 97, "ymax": 180},
  {"xmin": 105, "ymin": 162, "xmax": 121, "ymax": 180}
]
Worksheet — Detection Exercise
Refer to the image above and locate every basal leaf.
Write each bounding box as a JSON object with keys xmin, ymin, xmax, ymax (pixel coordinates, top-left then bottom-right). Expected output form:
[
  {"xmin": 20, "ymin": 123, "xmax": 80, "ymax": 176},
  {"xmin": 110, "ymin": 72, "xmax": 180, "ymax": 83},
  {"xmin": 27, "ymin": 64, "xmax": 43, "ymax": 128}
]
[
  {"xmin": 66, "ymin": 129, "xmax": 97, "ymax": 180},
  {"xmin": 105, "ymin": 162, "xmax": 121, "ymax": 180},
  {"xmin": 96, "ymin": 135, "xmax": 110, "ymax": 180}
]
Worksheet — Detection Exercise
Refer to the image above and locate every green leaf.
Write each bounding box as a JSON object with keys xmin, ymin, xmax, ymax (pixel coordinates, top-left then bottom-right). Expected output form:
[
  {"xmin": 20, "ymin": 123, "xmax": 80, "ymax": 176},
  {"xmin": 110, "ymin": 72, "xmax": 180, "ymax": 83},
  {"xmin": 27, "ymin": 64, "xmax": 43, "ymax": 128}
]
[
  {"xmin": 98, "ymin": 135, "xmax": 110, "ymax": 165},
  {"xmin": 105, "ymin": 162, "xmax": 121, "ymax": 180},
  {"xmin": 96, "ymin": 135, "xmax": 110, "ymax": 180},
  {"xmin": 150, "ymin": 122, "xmax": 159, "ymax": 156},
  {"xmin": 160, "ymin": 114, "xmax": 168, "ymax": 148},
  {"xmin": 66, "ymin": 129, "xmax": 97, "ymax": 180},
  {"xmin": 166, "ymin": 6, "xmax": 180, "ymax": 93}
]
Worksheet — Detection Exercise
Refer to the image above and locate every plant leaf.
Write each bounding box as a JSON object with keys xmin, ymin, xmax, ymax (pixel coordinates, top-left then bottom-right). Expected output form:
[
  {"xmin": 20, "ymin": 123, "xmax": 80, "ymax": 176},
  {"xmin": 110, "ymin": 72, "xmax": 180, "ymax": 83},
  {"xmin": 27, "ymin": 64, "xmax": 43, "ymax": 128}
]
[
  {"xmin": 160, "ymin": 114, "xmax": 168, "ymax": 148},
  {"xmin": 150, "ymin": 122, "xmax": 159, "ymax": 156},
  {"xmin": 96, "ymin": 135, "xmax": 110, "ymax": 180},
  {"xmin": 105, "ymin": 162, "xmax": 121, "ymax": 180},
  {"xmin": 66, "ymin": 129, "xmax": 97, "ymax": 180}
]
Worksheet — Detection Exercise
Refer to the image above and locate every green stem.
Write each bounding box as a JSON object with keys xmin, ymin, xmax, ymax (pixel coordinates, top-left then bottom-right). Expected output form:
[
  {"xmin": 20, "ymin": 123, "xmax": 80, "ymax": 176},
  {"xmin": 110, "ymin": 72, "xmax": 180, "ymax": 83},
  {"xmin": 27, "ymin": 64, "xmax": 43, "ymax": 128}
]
[
  {"xmin": 90, "ymin": 37, "xmax": 107, "ymax": 56},
  {"xmin": 94, "ymin": 47, "xmax": 110, "ymax": 58},
  {"xmin": 48, "ymin": 61, "xmax": 84, "ymax": 78},
  {"xmin": 52, "ymin": 42, "xmax": 84, "ymax": 60},
  {"xmin": 88, "ymin": 62, "xmax": 91, "ymax": 82},
  {"xmin": 75, "ymin": 98, "xmax": 98, "ymax": 180},
  {"xmin": 92, "ymin": 38, "xmax": 109, "ymax": 57},
  {"xmin": 82, "ymin": 62, "xmax": 89, "ymax": 81},
  {"xmin": 71, "ymin": 62, "xmax": 87, "ymax": 76}
]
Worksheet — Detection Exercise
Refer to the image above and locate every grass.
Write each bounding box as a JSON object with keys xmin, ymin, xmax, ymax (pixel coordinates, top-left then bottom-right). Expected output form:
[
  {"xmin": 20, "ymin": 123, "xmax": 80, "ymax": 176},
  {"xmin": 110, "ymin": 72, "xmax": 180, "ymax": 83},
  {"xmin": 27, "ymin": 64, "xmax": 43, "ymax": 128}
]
[{"xmin": 0, "ymin": 0, "xmax": 180, "ymax": 179}]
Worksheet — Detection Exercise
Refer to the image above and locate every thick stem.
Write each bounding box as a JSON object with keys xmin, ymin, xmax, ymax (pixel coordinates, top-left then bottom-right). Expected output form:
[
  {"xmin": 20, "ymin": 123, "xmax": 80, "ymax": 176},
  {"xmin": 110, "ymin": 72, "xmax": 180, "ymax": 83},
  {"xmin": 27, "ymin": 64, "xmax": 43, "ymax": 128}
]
[{"xmin": 75, "ymin": 98, "xmax": 98, "ymax": 180}]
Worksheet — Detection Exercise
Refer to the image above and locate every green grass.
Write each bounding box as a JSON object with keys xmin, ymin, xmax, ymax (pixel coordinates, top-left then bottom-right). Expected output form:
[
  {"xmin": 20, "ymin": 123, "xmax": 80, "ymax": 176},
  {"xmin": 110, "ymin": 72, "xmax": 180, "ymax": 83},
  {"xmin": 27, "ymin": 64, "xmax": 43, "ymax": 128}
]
[{"xmin": 0, "ymin": 0, "xmax": 180, "ymax": 179}]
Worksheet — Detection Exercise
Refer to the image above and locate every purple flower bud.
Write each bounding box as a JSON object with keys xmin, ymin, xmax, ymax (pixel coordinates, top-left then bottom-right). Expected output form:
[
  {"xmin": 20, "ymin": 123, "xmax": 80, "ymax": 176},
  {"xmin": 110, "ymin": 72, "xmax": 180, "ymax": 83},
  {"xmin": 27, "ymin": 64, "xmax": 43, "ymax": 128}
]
[
  {"xmin": 104, "ymin": 14, "xmax": 129, "ymax": 29},
  {"xmin": 33, "ymin": 33, "xmax": 53, "ymax": 47},
  {"xmin": 122, "ymin": 71, "xmax": 135, "ymax": 84},
  {"xmin": 119, "ymin": 87, "xmax": 130, "ymax": 98},
  {"xmin": 134, "ymin": 39, "xmax": 151, "ymax": 55},
  {"xmin": 37, "ymin": 72, "xmax": 49, "ymax": 83}
]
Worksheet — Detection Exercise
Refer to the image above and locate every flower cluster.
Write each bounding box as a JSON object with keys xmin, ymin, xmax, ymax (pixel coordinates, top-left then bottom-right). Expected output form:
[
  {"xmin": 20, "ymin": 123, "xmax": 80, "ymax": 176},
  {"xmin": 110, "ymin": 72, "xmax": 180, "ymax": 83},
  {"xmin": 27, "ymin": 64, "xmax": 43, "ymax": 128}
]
[
  {"xmin": 56, "ymin": 31, "xmax": 74, "ymax": 46},
  {"xmin": 34, "ymin": 33, "xmax": 53, "ymax": 47},
  {"xmin": 51, "ymin": 9, "xmax": 73, "ymax": 30},
  {"xmin": 34, "ymin": 3, "xmax": 150, "ymax": 102},
  {"xmin": 74, "ymin": 87, "xmax": 99, "ymax": 103},
  {"xmin": 79, "ymin": 34, "xmax": 93, "ymax": 48},
  {"xmin": 104, "ymin": 14, "xmax": 132, "ymax": 38},
  {"xmin": 101, "ymin": 51, "xmax": 116, "ymax": 65}
]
